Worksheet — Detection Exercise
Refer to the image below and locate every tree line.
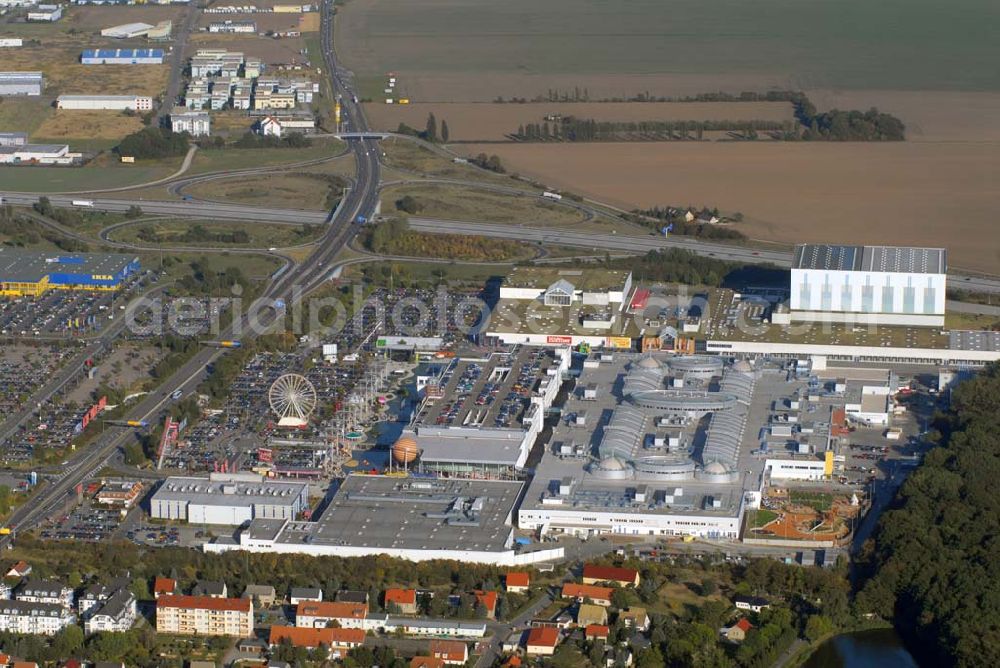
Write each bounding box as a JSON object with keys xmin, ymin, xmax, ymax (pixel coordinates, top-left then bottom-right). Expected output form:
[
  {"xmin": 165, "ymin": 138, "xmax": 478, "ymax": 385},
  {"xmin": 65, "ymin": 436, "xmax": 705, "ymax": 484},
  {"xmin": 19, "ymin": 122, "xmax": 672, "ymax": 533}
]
[
  {"xmin": 513, "ymin": 118, "xmax": 787, "ymax": 142},
  {"xmin": 622, "ymin": 206, "xmax": 748, "ymax": 241},
  {"xmin": 856, "ymin": 363, "xmax": 1000, "ymax": 667}
]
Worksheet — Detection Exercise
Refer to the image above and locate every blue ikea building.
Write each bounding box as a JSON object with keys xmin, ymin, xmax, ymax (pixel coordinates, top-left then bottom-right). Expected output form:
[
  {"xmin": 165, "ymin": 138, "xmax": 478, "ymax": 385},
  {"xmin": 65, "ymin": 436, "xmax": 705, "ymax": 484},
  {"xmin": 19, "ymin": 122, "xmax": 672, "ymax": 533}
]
[{"xmin": 0, "ymin": 251, "xmax": 140, "ymax": 297}]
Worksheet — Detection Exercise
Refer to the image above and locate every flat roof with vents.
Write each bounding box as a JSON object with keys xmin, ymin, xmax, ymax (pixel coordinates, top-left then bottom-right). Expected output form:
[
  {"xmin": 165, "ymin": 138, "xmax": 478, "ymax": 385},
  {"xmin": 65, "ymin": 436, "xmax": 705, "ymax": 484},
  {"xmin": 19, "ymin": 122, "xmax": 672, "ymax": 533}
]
[{"xmin": 793, "ymin": 244, "xmax": 946, "ymax": 275}]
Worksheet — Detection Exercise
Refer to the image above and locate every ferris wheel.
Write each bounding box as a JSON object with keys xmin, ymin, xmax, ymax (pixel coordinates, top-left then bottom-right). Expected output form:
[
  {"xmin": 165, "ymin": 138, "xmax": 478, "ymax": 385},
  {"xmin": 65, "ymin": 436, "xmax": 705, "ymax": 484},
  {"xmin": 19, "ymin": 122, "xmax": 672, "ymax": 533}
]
[{"xmin": 268, "ymin": 373, "xmax": 317, "ymax": 427}]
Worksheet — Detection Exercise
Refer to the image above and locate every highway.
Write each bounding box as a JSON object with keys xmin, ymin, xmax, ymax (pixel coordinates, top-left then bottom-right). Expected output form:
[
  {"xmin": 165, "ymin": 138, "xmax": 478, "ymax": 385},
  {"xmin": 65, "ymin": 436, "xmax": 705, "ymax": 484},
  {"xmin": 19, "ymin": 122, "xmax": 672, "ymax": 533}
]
[{"xmin": 0, "ymin": 0, "xmax": 381, "ymax": 542}]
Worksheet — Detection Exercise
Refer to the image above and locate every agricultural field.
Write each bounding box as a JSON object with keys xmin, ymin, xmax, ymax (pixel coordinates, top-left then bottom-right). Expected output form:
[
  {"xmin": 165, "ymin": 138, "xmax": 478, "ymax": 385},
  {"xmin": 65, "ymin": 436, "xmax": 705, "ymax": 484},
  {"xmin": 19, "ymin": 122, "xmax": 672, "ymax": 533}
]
[
  {"xmin": 380, "ymin": 183, "xmax": 588, "ymax": 228},
  {"xmin": 365, "ymin": 101, "xmax": 796, "ymax": 142},
  {"xmin": 107, "ymin": 219, "xmax": 323, "ymax": 249},
  {"xmin": 379, "ymin": 138, "xmax": 528, "ymax": 189},
  {"xmin": 184, "ymin": 172, "xmax": 340, "ymax": 209},
  {"xmin": 336, "ymin": 0, "xmax": 999, "ymax": 102},
  {"xmin": 463, "ymin": 141, "xmax": 1000, "ymax": 273}
]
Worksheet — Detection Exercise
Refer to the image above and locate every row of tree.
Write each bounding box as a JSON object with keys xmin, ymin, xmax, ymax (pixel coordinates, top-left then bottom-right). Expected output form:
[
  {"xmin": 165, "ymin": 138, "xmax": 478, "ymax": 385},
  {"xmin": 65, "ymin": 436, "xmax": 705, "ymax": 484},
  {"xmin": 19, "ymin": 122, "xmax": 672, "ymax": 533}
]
[
  {"xmin": 513, "ymin": 118, "xmax": 787, "ymax": 142},
  {"xmin": 116, "ymin": 127, "xmax": 190, "ymax": 160},
  {"xmin": 396, "ymin": 113, "xmax": 451, "ymax": 143}
]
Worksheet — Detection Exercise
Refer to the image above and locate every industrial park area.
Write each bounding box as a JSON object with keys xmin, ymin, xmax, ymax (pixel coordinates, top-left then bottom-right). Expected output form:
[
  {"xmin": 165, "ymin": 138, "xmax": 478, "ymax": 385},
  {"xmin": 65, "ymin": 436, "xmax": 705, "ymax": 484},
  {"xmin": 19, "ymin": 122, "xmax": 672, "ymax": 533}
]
[{"xmin": 0, "ymin": 0, "xmax": 995, "ymax": 665}]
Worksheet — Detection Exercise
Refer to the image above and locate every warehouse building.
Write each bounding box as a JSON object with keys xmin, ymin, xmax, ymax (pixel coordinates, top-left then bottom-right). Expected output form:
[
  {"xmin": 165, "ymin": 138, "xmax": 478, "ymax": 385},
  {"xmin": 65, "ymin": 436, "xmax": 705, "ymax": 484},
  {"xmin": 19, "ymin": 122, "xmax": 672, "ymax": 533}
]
[
  {"xmin": 0, "ymin": 71, "xmax": 43, "ymax": 96},
  {"xmin": 149, "ymin": 474, "xmax": 309, "ymax": 525},
  {"xmin": 26, "ymin": 3, "xmax": 61, "ymax": 21},
  {"xmin": 170, "ymin": 111, "xmax": 211, "ymax": 136},
  {"xmin": 57, "ymin": 95, "xmax": 153, "ymax": 111},
  {"xmin": 209, "ymin": 20, "xmax": 256, "ymax": 33},
  {"xmin": 81, "ymin": 48, "xmax": 164, "ymax": 65},
  {"xmin": 0, "ymin": 132, "xmax": 27, "ymax": 147},
  {"xmin": 787, "ymin": 244, "xmax": 947, "ymax": 327},
  {"xmin": 0, "ymin": 38, "xmax": 24, "ymax": 47},
  {"xmin": 101, "ymin": 22, "xmax": 152, "ymax": 38},
  {"xmin": 0, "ymin": 250, "xmax": 140, "ymax": 297},
  {"xmin": 206, "ymin": 475, "xmax": 564, "ymax": 565},
  {"xmin": 0, "ymin": 143, "xmax": 73, "ymax": 165}
]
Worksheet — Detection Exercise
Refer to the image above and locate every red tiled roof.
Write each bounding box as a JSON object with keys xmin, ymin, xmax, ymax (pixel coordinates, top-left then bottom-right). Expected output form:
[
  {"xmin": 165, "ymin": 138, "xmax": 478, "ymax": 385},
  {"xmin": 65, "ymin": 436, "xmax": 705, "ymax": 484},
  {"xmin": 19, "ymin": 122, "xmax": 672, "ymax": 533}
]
[
  {"xmin": 410, "ymin": 658, "xmax": 445, "ymax": 668},
  {"xmin": 584, "ymin": 624, "xmax": 610, "ymax": 639},
  {"xmin": 269, "ymin": 625, "xmax": 365, "ymax": 648},
  {"xmin": 153, "ymin": 577, "xmax": 176, "ymax": 594},
  {"xmin": 506, "ymin": 572, "xmax": 530, "ymax": 588},
  {"xmin": 561, "ymin": 583, "xmax": 614, "ymax": 601},
  {"xmin": 296, "ymin": 601, "xmax": 367, "ymax": 619},
  {"xmin": 385, "ymin": 588, "xmax": 417, "ymax": 606},
  {"xmin": 157, "ymin": 594, "xmax": 250, "ymax": 613},
  {"xmin": 429, "ymin": 639, "xmax": 467, "ymax": 661},
  {"xmin": 473, "ymin": 590, "xmax": 497, "ymax": 612},
  {"xmin": 582, "ymin": 564, "xmax": 638, "ymax": 584},
  {"xmin": 526, "ymin": 626, "xmax": 559, "ymax": 648},
  {"xmin": 736, "ymin": 618, "xmax": 754, "ymax": 632}
]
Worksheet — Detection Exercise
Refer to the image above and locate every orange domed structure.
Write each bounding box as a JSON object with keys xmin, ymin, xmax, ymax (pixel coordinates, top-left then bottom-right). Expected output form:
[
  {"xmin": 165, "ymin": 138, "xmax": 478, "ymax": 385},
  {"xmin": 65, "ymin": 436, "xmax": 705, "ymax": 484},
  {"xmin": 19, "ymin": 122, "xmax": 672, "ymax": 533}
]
[{"xmin": 392, "ymin": 436, "xmax": 420, "ymax": 465}]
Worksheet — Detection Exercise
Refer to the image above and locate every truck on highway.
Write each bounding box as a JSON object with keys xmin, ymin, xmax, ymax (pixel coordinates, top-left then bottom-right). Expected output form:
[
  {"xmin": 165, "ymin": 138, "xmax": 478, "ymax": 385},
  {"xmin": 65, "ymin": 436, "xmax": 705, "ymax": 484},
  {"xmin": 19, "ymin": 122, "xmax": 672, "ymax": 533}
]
[
  {"xmin": 542, "ymin": 191, "xmax": 563, "ymax": 201},
  {"xmin": 71, "ymin": 200, "xmax": 94, "ymax": 208}
]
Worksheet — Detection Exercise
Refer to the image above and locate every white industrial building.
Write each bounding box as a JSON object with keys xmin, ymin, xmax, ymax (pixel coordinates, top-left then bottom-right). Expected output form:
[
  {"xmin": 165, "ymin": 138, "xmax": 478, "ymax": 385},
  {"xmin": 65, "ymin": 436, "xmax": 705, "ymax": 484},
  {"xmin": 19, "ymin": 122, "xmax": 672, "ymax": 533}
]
[
  {"xmin": 57, "ymin": 95, "xmax": 153, "ymax": 111},
  {"xmin": 209, "ymin": 20, "xmax": 256, "ymax": 33},
  {"xmin": 0, "ymin": 38, "xmax": 23, "ymax": 47},
  {"xmin": 0, "ymin": 71, "xmax": 43, "ymax": 96},
  {"xmin": 26, "ymin": 3, "xmax": 61, "ymax": 20},
  {"xmin": 0, "ymin": 132, "xmax": 26, "ymax": 147},
  {"xmin": 149, "ymin": 474, "xmax": 309, "ymax": 525},
  {"xmin": 101, "ymin": 22, "xmax": 154, "ymax": 38},
  {"xmin": 765, "ymin": 456, "xmax": 832, "ymax": 481},
  {"xmin": 0, "ymin": 144, "xmax": 72, "ymax": 165},
  {"xmin": 787, "ymin": 244, "xmax": 947, "ymax": 327},
  {"xmin": 170, "ymin": 111, "xmax": 211, "ymax": 136}
]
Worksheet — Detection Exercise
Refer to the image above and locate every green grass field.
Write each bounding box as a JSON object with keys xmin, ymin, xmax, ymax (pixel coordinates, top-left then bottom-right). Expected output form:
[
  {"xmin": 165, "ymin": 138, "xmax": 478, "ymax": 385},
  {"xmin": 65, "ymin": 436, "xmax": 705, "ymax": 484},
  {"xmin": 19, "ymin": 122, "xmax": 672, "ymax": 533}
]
[
  {"xmin": 186, "ymin": 139, "xmax": 347, "ymax": 175},
  {"xmin": 789, "ymin": 491, "xmax": 836, "ymax": 513},
  {"xmin": 338, "ymin": 0, "xmax": 999, "ymax": 94},
  {"xmin": 0, "ymin": 163, "xmax": 182, "ymax": 193},
  {"xmin": 747, "ymin": 509, "xmax": 779, "ymax": 529}
]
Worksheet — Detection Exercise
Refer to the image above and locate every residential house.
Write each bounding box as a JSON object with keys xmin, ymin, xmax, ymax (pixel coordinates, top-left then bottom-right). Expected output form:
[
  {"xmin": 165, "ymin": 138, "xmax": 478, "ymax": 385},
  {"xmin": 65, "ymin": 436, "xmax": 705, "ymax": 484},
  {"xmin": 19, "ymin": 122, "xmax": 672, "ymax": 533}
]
[
  {"xmin": 525, "ymin": 626, "xmax": 560, "ymax": 656},
  {"xmin": 289, "ymin": 587, "xmax": 322, "ymax": 605},
  {"xmin": 505, "ymin": 572, "xmax": 530, "ymax": 594},
  {"xmin": 77, "ymin": 578, "xmax": 131, "ymax": 616},
  {"xmin": 473, "ymin": 590, "xmax": 497, "ymax": 619},
  {"xmin": 16, "ymin": 581, "xmax": 72, "ymax": 608},
  {"xmin": 192, "ymin": 581, "xmax": 227, "ymax": 598},
  {"xmin": 156, "ymin": 595, "xmax": 252, "ymax": 637},
  {"xmin": 619, "ymin": 607, "xmax": 650, "ymax": 632},
  {"xmin": 335, "ymin": 590, "xmax": 369, "ymax": 604},
  {"xmin": 153, "ymin": 577, "xmax": 176, "ymax": 599},
  {"xmin": 427, "ymin": 639, "xmax": 468, "ymax": 664},
  {"xmin": 581, "ymin": 565, "xmax": 640, "ymax": 587},
  {"xmin": 268, "ymin": 626, "xmax": 365, "ymax": 656},
  {"xmin": 734, "ymin": 596, "xmax": 771, "ymax": 614},
  {"xmin": 410, "ymin": 659, "xmax": 445, "ymax": 668},
  {"xmin": 384, "ymin": 588, "xmax": 418, "ymax": 615},
  {"xmin": 0, "ymin": 601, "xmax": 74, "ymax": 635},
  {"xmin": 722, "ymin": 618, "xmax": 753, "ymax": 643},
  {"xmin": 4, "ymin": 562, "xmax": 30, "ymax": 579},
  {"xmin": 584, "ymin": 624, "xmax": 609, "ymax": 642},
  {"xmin": 242, "ymin": 584, "xmax": 276, "ymax": 608},
  {"xmin": 576, "ymin": 603, "xmax": 607, "ymax": 628},
  {"xmin": 84, "ymin": 590, "xmax": 136, "ymax": 635},
  {"xmin": 294, "ymin": 601, "xmax": 368, "ymax": 629},
  {"xmin": 561, "ymin": 583, "xmax": 613, "ymax": 607}
]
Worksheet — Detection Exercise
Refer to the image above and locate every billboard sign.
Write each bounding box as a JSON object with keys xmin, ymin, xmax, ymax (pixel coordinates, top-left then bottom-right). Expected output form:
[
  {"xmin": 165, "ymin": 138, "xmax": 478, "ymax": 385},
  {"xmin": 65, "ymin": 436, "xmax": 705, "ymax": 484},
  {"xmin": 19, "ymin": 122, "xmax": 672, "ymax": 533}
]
[{"xmin": 546, "ymin": 335, "xmax": 573, "ymax": 345}]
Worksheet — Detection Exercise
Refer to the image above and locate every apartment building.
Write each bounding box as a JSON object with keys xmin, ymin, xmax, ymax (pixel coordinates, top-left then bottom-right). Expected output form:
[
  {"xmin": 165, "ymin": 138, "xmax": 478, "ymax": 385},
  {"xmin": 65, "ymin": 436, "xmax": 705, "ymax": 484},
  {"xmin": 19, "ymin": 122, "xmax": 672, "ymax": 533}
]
[
  {"xmin": 0, "ymin": 601, "xmax": 75, "ymax": 635},
  {"xmin": 156, "ymin": 595, "xmax": 253, "ymax": 637}
]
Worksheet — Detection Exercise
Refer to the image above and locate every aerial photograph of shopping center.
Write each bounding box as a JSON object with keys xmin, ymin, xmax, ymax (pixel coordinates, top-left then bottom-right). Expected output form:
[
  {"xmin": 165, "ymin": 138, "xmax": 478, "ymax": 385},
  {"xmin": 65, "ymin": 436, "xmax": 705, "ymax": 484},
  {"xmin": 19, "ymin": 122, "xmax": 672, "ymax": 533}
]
[{"xmin": 0, "ymin": 0, "xmax": 995, "ymax": 665}]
